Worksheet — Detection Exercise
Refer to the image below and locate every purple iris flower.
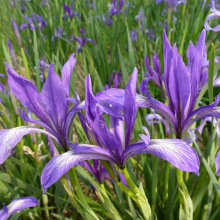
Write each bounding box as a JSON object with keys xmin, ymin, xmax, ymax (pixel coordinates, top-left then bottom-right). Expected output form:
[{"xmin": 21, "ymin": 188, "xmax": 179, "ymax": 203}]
[
  {"xmin": 139, "ymin": 30, "xmax": 220, "ymax": 139},
  {"xmin": 38, "ymin": 56, "xmax": 49, "ymax": 82},
  {"xmin": 130, "ymin": 30, "xmax": 138, "ymax": 41},
  {"xmin": 86, "ymin": 0, "xmax": 95, "ymax": 8},
  {"xmin": 11, "ymin": 19, "xmax": 22, "ymax": 47},
  {"xmin": 71, "ymin": 28, "xmax": 95, "ymax": 53},
  {"xmin": 52, "ymin": 26, "xmax": 64, "ymax": 41},
  {"xmin": 63, "ymin": 3, "xmax": 81, "ymax": 20},
  {"xmin": 204, "ymin": 1, "xmax": 220, "ymax": 31},
  {"xmin": 0, "ymin": 54, "xmax": 80, "ymax": 164},
  {"xmin": 108, "ymin": 0, "xmax": 124, "ymax": 16},
  {"xmin": 104, "ymin": 69, "xmax": 122, "ymax": 90},
  {"xmin": 20, "ymin": 14, "xmax": 47, "ymax": 31},
  {"xmin": 0, "ymin": 196, "xmax": 39, "ymax": 220},
  {"xmin": 144, "ymin": 52, "xmax": 163, "ymax": 88},
  {"xmin": 8, "ymin": 39, "xmax": 17, "ymax": 69},
  {"xmin": 0, "ymin": 74, "xmax": 5, "ymax": 104},
  {"xmin": 97, "ymin": 29, "xmax": 220, "ymax": 141},
  {"xmin": 40, "ymin": 68, "xmax": 199, "ymax": 191}
]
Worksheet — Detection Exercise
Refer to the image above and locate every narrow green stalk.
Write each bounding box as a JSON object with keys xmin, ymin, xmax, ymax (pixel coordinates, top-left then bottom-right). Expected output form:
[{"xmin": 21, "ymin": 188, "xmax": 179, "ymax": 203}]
[
  {"xmin": 120, "ymin": 167, "xmax": 151, "ymax": 220},
  {"xmin": 68, "ymin": 167, "xmax": 100, "ymax": 220}
]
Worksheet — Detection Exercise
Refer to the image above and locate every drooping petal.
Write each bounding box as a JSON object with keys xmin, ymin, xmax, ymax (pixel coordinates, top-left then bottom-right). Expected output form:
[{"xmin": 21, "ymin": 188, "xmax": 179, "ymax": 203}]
[
  {"xmin": 215, "ymin": 151, "xmax": 220, "ymax": 176},
  {"xmin": 41, "ymin": 145, "xmax": 115, "ymax": 191},
  {"xmin": 123, "ymin": 139, "xmax": 200, "ymax": 175},
  {"xmin": 124, "ymin": 68, "xmax": 137, "ymax": 147},
  {"xmin": 61, "ymin": 53, "xmax": 76, "ymax": 96},
  {"xmin": 5, "ymin": 63, "xmax": 48, "ymax": 123},
  {"xmin": 41, "ymin": 64, "xmax": 68, "ymax": 130},
  {"xmin": 182, "ymin": 93, "xmax": 220, "ymax": 134},
  {"xmin": 0, "ymin": 126, "xmax": 58, "ymax": 164},
  {"xmin": 0, "ymin": 196, "xmax": 39, "ymax": 220}
]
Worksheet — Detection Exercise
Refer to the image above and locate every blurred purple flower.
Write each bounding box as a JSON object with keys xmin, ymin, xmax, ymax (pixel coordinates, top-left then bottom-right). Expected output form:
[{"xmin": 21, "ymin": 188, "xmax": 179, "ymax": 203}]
[
  {"xmin": 157, "ymin": 0, "xmax": 186, "ymax": 10},
  {"xmin": 104, "ymin": 69, "xmax": 122, "ymax": 90},
  {"xmin": 39, "ymin": 56, "xmax": 49, "ymax": 82},
  {"xmin": 63, "ymin": 3, "xmax": 81, "ymax": 20},
  {"xmin": 11, "ymin": 19, "xmax": 22, "ymax": 47},
  {"xmin": 130, "ymin": 30, "xmax": 138, "ymax": 41},
  {"xmin": 108, "ymin": 0, "xmax": 124, "ymax": 16},
  {"xmin": 0, "ymin": 196, "xmax": 39, "ymax": 220},
  {"xmin": 71, "ymin": 28, "xmax": 95, "ymax": 53},
  {"xmin": 52, "ymin": 26, "xmax": 65, "ymax": 41},
  {"xmin": 86, "ymin": 0, "xmax": 95, "ymax": 8},
  {"xmin": 20, "ymin": 14, "xmax": 47, "ymax": 31},
  {"xmin": 204, "ymin": 1, "xmax": 220, "ymax": 31}
]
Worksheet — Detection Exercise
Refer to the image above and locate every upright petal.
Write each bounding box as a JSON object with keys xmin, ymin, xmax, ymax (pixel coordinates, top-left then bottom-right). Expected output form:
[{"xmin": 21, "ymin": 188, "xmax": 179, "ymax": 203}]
[
  {"xmin": 41, "ymin": 64, "xmax": 68, "ymax": 130},
  {"xmin": 0, "ymin": 196, "xmax": 39, "ymax": 220},
  {"xmin": 61, "ymin": 53, "xmax": 76, "ymax": 96},
  {"xmin": 5, "ymin": 63, "xmax": 48, "ymax": 123},
  {"xmin": 124, "ymin": 68, "xmax": 137, "ymax": 147},
  {"xmin": 0, "ymin": 126, "xmax": 58, "ymax": 164},
  {"xmin": 41, "ymin": 145, "xmax": 115, "ymax": 191}
]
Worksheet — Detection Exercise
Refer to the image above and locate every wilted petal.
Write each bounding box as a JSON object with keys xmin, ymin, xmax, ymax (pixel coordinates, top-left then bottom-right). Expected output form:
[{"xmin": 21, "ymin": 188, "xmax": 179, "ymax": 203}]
[
  {"xmin": 215, "ymin": 151, "xmax": 220, "ymax": 176},
  {"xmin": 124, "ymin": 68, "xmax": 138, "ymax": 147},
  {"xmin": 41, "ymin": 64, "xmax": 68, "ymax": 130},
  {"xmin": 0, "ymin": 196, "xmax": 39, "ymax": 220},
  {"xmin": 61, "ymin": 53, "xmax": 76, "ymax": 96},
  {"xmin": 0, "ymin": 126, "xmax": 58, "ymax": 164},
  {"xmin": 41, "ymin": 145, "xmax": 115, "ymax": 191}
]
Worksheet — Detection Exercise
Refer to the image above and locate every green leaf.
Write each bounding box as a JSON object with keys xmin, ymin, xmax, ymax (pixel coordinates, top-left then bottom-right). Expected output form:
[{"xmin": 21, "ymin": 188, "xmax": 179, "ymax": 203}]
[{"xmin": 33, "ymin": 29, "xmax": 40, "ymax": 91}]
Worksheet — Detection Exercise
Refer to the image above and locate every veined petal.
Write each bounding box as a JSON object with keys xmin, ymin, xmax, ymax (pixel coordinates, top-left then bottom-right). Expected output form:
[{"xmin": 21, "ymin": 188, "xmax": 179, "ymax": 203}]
[
  {"xmin": 5, "ymin": 63, "xmax": 48, "ymax": 123},
  {"xmin": 0, "ymin": 196, "xmax": 39, "ymax": 220},
  {"xmin": 215, "ymin": 151, "xmax": 220, "ymax": 176},
  {"xmin": 61, "ymin": 53, "xmax": 76, "ymax": 96},
  {"xmin": 124, "ymin": 68, "xmax": 138, "ymax": 147},
  {"xmin": 0, "ymin": 126, "xmax": 58, "ymax": 164},
  {"xmin": 41, "ymin": 145, "xmax": 115, "ymax": 191},
  {"xmin": 41, "ymin": 64, "xmax": 68, "ymax": 130},
  {"xmin": 145, "ymin": 139, "xmax": 199, "ymax": 175}
]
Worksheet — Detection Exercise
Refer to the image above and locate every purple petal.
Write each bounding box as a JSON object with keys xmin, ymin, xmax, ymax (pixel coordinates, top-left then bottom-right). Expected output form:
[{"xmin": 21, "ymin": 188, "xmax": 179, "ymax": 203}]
[
  {"xmin": 5, "ymin": 63, "xmax": 49, "ymax": 123},
  {"xmin": 145, "ymin": 112, "xmax": 171, "ymax": 136},
  {"xmin": 63, "ymin": 4, "xmax": 73, "ymax": 20},
  {"xmin": 97, "ymin": 88, "xmax": 150, "ymax": 107},
  {"xmin": 146, "ymin": 139, "xmax": 199, "ymax": 175},
  {"xmin": 124, "ymin": 139, "xmax": 200, "ymax": 175},
  {"xmin": 182, "ymin": 93, "xmax": 220, "ymax": 134},
  {"xmin": 41, "ymin": 64, "xmax": 68, "ymax": 131},
  {"xmin": 124, "ymin": 68, "xmax": 138, "ymax": 147},
  {"xmin": 94, "ymin": 113, "xmax": 121, "ymax": 158},
  {"xmin": 85, "ymin": 38, "xmax": 96, "ymax": 45},
  {"xmin": 61, "ymin": 53, "xmax": 76, "ymax": 96},
  {"xmin": 11, "ymin": 19, "xmax": 22, "ymax": 46},
  {"xmin": 215, "ymin": 151, "xmax": 220, "ymax": 176},
  {"xmin": 0, "ymin": 196, "xmax": 39, "ymax": 220},
  {"xmin": 41, "ymin": 145, "xmax": 115, "ymax": 191},
  {"xmin": 20, "ymin": 23, "xmax": 28, "ymax": 30},
  {"xmin": 0, "ymin": 126, "xmax": 58, "ymax": 164}
]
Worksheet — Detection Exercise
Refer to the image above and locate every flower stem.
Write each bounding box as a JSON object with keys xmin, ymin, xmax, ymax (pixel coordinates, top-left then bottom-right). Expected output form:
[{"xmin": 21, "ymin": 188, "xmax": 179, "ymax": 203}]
[{"xmin": 120, "ymin": 167, "xmax": 151, "ymax": 220}]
